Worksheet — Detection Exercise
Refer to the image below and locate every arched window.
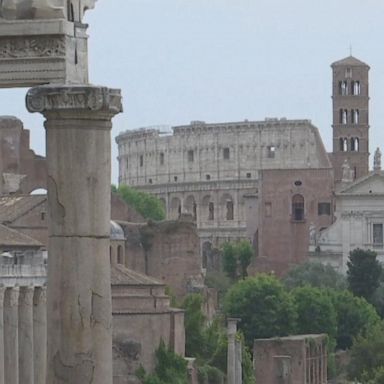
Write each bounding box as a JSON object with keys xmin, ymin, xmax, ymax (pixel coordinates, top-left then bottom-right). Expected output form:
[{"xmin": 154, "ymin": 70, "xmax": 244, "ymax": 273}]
[
  {"xmin": 226, "ymin": 201, "xmax": 234, "ymax": 220},
  {"xmin": 292, "ymin": 194, "xmax": 304, "ymax": 221},
  {"xmin": 117, "ymin": 245, "xmax": 124, "ymax": 265},
  {"xmin": 350, "ymin": 137, "xmax": 359, "ymax": 152},
  {"xmin": 185, "ymin": 195, "xmax": 197, "ymax": 220},
  {"xmin": 339, "ymin": 81, "xmax": 348, "ymax": 95},
  {"xmin": 340, "ymin": 109, "xmax": 348, "ymax": 124},
  {"xmin": 170, "ymin": 197, "xmax": 182, "ymax": 220},
  {"xmin": 352, "ymin": 81, "xmax": 361, "ymax": 95},
  {"xmin": 208, "ymin": 202, "xmax": 214, "ymax": 220},
  {"xmin": 352, "ymin": 109, "xmax": 359, "ymax": 124},
  {"xmin": 339, "ymin": 138, "xmax": 344, "ymax": 151}
]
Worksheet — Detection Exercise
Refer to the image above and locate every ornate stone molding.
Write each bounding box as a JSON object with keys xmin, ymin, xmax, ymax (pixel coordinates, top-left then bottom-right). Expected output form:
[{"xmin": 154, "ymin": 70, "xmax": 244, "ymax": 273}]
[
  {"xmin": 19, "ymin": 286, "xmax": 35, "ymax": 307},
  {"xmin": 0, "ymin": 36, "xmax": 65, "ymax": 59},
  {"xmin": 26, "ymin": 85, "xmax": 123, "ymax": 120},
  {"xmin": 33, "ymin": 286, "xmax": 47, "ymax": 306},
  {"xmin": 341, "ymin": 211, "xmax": 365, "ymax": 219},
  {"xmin": 4, "ymin": 286, "xmax": 19, "ymax": 307}
]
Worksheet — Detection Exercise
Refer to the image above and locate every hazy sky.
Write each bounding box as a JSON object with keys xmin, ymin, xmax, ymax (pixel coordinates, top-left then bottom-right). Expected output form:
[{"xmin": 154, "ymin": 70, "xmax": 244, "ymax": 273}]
[{"xmin": 1, "ymin": 0, "xmax": 384, "ymax": 183}]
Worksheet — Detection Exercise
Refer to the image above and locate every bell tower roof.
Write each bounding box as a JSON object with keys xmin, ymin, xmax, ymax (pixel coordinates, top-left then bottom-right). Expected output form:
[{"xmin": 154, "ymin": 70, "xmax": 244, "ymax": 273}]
[{"xmin": 331, "ymin": 55, "xmax": 370, "ymax": 69}]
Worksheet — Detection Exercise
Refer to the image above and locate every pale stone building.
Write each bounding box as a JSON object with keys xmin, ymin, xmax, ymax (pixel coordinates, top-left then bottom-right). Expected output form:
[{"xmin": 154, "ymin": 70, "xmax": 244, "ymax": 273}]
[
  {"xmin": 309, "ymin": 158, "xmax": 384, "ymax": 273},
  {"xmin": 116, "ymin": 119, "xmax": 334, "ymax": 274}
]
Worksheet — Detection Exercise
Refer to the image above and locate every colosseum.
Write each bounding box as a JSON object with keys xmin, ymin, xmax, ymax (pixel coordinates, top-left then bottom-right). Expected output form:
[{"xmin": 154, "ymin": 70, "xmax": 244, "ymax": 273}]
[{"xmin": 116, "ymin": 118, "xmax": 334, "ymax": 273}]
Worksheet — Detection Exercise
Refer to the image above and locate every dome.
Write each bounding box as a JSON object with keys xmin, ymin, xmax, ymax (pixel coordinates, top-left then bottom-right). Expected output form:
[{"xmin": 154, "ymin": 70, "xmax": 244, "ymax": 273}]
[{"xmin": 110, "ymin": 221, "xmax": 125, "ymax": 241}]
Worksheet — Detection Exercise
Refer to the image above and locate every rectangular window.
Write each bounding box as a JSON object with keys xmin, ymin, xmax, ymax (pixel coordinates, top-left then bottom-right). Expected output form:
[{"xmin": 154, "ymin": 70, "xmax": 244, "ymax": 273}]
[
  {"xmin": 373, "ymin": 224, "xmax": 383, "ymax": 245},
  {"xmin": 139, "ymin": 155, "xmax": 143, "ymax": 167},
  {"xmin": 223, "ymin": 147, "xmax": 230, "ymax": 160},
  {"xmin": 345, "ymin": 68, "xmax": 352, "ymax": 78},
  {"xmin": 160, "ymin": 152, "xmax": 164, "ymax": 165},
  {"xmin": 188, "ymin": 150, "xmax": 194, "ymax": 162},
  {"xmin": 318, "ymin": 203, "xmax": 331, "ymax": 216},
  {"xmin": 267, "ymin": 146, "xmax": 276, "ymax": 158},
  {"xmin": 206, "ymin": 174, "xmax": 211, "ymax": 180}
]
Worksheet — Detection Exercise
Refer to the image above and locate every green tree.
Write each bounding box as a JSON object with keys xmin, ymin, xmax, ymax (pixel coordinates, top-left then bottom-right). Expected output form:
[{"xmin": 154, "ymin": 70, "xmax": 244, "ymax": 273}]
[
  {"xmin": 237, "ymin": 241, "xmax": 253, "ymax": 279},
  {"xmin": 328, "ymin": 289, "xmax": 380, "ymax": 350},
  {"xmin": 347, "ymin": 248, "xmax": 382, "ymax": 303},
  {"xmin": 223, "ymin": 274, "xmax": 297, "ymax": 346},
  {"xmin": 347, "ymin": 324, "xmax": 384, "ymax": 383},
  {"xmin": 292, "ymin": 286, "xmax": 337, "ymax": 339},
  {"xmin": 222, "ymin": 240, "xmax": 254, "ymax": 280},
  {"xmin": 283, "ymin": 262, "xmax": 346, "ymax": 290},
  {"xmin": 222, "ymin": 243, "xmax": 237, "ymax": 280},
  {"xmin": 113, "ymin": 184, "xmax": 166, "ymax": 221},
  {"xmin": 181, "ymin": 294, "xmax": 205, "ymax": 357}
]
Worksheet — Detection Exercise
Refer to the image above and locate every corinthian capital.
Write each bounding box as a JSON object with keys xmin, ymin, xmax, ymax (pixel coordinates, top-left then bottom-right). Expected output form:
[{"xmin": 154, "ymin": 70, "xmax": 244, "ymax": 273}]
[{"xmin": 26, "ymin": 85, "xmax": 123, "ymax": 120}]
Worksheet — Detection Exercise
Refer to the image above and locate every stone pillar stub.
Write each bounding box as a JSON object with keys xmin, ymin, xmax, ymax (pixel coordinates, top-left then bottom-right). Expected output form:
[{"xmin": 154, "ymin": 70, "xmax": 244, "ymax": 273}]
[
  {"xmin": 18, "ymin": 286, "xmax": 35, "ymax": 384},
  {"xmin": 26, "ymin": 85, "xmax": 122, "ymax": 384},
  {"xmin": 33, "ymin": 286, "xmax": 47, "ymax": 384},
  {"xmin": 227, "ymin": 318, "xmax": 241, "ymax": 384},
  {"xmin": 4, "ymin": 287, "xmax": 20, "ymax": 384},
  {"xmin": 0, "ymin": 286, "xmax": 5, "ymax": 384}
]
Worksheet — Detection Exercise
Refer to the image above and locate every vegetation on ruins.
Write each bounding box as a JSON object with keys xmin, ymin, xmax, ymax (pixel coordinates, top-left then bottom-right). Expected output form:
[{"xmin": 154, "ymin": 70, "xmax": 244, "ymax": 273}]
[
  {"xmin": 347, "ymin": 248, "xmax": 382, "ymax": 303},
  {"xmin": 223, "ymin": 274, "xmax": 297, "ymax": 346},
  {"xmin": 136, "ymin": 340, "xmax": 188, "ymax": 384},
  {"xmin": 112, "ymin": 184, "xmax": 166, "ymax": 221},
  {"xmin": 181, "ymin": 293, "xmax": 255, "ymax": 384},
  {"xmin": 283, "ymin": 262, "xmax": 347, "ymax": 290},
  {"xmin": 222, "ymin": 240, "xmax": 254, "ymax": 280}
]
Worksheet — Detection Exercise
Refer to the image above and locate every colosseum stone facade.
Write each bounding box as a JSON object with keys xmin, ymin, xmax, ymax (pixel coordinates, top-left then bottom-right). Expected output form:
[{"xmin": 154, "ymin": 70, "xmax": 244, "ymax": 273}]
[{"xmin": 116, "ymin": 118, "xmax": 334, "ymax": 272}]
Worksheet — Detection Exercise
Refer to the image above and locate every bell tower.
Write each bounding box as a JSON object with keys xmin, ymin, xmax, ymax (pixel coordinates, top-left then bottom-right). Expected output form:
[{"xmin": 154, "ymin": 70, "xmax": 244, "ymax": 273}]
[{"xmin": 330, "ymin": 56, "xmax": 370, "ymax": 183}]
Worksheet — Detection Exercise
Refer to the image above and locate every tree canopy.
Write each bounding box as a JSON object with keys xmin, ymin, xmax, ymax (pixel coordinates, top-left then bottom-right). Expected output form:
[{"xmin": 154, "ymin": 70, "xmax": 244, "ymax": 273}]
[
  {"xmin": 223, "ymin": 274, "xmax": 297, "ymax": 345},
  {"xmin": 283, "ymin": 262, "xmax": 347, "ymax": 290},
  {"xmin": 222, "ymin": 240, "xmax": 254, "ymax": 280},
  {"xmin": 347, "ymin": 248, "xmax": 382, "ymax": 303},
  {"xmin": 347, "ymin": 324, "xmax": 384, "ymax": 383},
  {"xmin": 292, "ymin": 286, "xmax": 337, "ymax": 339},
  {"xmin": 328, "ymin": 289, "xmax": 380, "ymax": 350},
  {"xmin": 113, "ymin": 184, "xmax": 166, "ymax": 221}
]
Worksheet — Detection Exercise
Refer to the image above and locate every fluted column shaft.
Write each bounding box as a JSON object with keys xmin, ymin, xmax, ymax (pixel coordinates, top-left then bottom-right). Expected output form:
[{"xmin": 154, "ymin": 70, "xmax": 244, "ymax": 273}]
[
  {"xmin": 18, "ymin": 286, "xmax": 35, "ymax": 384},
  {"xmin": 33, "ymin": 286, "xmax": 47, "ymax": 384},
  {"xmin": 4, "ymin": 287, "xmax": 20, "ymax": 384},
  {"xmin": 27, "ymin": 85, "xmax": 122, "ymax": 384}
]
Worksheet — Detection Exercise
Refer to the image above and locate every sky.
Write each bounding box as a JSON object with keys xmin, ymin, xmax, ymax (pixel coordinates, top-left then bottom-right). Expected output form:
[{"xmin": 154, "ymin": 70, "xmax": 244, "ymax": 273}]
[{"xmin": 0, "ymin": 0, "xmax": 384, "ymax": 183}]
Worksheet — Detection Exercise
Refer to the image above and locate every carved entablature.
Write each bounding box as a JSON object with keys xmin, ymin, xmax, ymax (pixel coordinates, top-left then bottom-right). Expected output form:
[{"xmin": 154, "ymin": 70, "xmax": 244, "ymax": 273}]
[
  {"xmin": 0, "ymin": 0, "xmax": 98, "ymax": 87},
  {"xmin": 26, "ymin": 85, "xmax": 123, "ymax": 120},
  {"xmin": 341, "ymin": 211, "xmax": 365, "ymax": 220},
  {"xmin": 0, "ymin": 36, "xmax": 65, "ymax": 59}
]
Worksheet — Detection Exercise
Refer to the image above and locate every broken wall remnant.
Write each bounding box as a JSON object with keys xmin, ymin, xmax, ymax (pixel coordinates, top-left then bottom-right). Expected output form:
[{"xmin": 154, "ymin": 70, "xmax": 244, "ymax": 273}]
[
  {"xmin": 121, "ymin": 217, "xmax": 203, "ymax": 299},
  {"xmin": 253, "ymin": 334, "xmax": 327, "ymax": 384}
]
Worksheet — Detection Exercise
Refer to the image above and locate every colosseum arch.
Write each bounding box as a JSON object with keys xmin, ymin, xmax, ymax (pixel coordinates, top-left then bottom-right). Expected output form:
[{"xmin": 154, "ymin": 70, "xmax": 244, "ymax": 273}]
[
  {"xmin": 170, "ymin": 197, "xmax": 182, "ymax": 220},
  {"xmin": 220, "ymin": 193, "xmax": 234, "ymax": 221},
  {"xmin": 202, "ymin": 195, "xmax": 214, "ymax": 221},
  {"xmin": 184, "ymin": 195, "xmax": 197, "ymax": 220}
]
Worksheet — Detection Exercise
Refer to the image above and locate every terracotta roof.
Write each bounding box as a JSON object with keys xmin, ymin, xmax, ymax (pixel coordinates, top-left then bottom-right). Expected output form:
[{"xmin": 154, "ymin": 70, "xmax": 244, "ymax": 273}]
[
  {"xmin": 331, "ymin": 55, "xmax": 369, "ymax": 68},
  {"xmin": 0, "ymin": 224, "xmax": 42, "ymax": 247},
  {"xmin": 0, "ymin": 195, "xmax": 46, "ymax": 223},
  {"xmin": 111, "ymin": 264, "xmax": 164, "ymax": 286}
]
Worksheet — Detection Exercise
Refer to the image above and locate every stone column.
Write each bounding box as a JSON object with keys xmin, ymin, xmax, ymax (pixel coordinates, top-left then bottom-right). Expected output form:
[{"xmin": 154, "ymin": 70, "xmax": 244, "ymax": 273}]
[
  {"xmin": 33, "ymin": 286, "xmax": 47, "ymax": 384},
  {"xmin": 0, "ymin": 286, "xmax": 5, "ymax": 384},
  {"xmin": 4, "ymin": 287, "xmax": 19, "ymax": 384},
  {"xmin": 227, "ymin": 318, "xmax": 240, "ymax": 384},
  {"xmin": 18, "ymin": 286, "xmax": 35, "ymax": 384},
  {"xmin": 26, "ymin": 85, "xmax": 122, "ymax": 384}
]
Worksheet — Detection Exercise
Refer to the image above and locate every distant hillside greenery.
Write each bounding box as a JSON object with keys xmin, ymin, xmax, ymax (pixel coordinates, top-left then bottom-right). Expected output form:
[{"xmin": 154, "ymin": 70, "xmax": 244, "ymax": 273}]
[{"xmin": 112, "ymin": 185, "xmax": 166, "ymax": 221}]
